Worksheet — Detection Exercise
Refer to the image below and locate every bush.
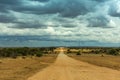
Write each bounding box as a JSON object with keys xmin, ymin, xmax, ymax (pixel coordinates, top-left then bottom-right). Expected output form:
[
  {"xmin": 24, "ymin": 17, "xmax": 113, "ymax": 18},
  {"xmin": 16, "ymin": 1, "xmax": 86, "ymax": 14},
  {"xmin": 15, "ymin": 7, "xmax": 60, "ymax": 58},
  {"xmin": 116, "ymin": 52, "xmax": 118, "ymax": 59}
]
[
  {"xmin": 22, "ymin": 56, "xmax": 26, "ymax": 59},
  {"xmin": 67, "ymin": 49, "xmax": 71, "ymax": 54},
  {"xmin": 11, "ymin": 55, "xmax": 17, "ymax": 59},
  {"xmin": 107, "ymin": 49, "xmax": 119, "ymax": 56},
  {"xmin": 76, "ymin": 51, "xmax": 81, "ymax": 55},
  {"xmin": 101, "ymin": 54, "xmax": 104, "ymax": 57},
  {"xmin": 0, "ymin": 60, "xmax": 2, "ymax": 64},
  {"xmin": 0, "ymin": 47, "xmax": 52, "ymax": 58},
  {"xmin": 94, "ymin": 50, "xmax": 100, "ymax": 54},
  {"xmin": 36, "ymin": 52, "xmax": 43, "ymax": 57}
]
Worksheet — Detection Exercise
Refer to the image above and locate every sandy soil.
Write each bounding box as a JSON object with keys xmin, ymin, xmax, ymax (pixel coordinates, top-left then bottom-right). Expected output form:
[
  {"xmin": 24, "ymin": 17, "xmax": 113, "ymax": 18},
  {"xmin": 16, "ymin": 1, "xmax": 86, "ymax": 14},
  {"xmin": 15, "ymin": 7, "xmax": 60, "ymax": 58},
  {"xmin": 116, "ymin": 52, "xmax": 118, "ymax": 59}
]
[{"xmin": 28, "ymin": 50, "xmax": 120, "ymax": 80}]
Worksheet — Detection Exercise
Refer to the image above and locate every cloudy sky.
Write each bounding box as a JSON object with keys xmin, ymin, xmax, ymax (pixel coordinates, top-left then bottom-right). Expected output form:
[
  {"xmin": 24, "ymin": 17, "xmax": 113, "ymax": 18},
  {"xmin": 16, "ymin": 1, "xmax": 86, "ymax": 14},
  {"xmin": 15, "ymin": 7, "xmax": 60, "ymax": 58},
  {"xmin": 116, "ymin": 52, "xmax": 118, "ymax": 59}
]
[{"xmin": 0, "ymin": 0, "xmax": 120, "ymax": 47}]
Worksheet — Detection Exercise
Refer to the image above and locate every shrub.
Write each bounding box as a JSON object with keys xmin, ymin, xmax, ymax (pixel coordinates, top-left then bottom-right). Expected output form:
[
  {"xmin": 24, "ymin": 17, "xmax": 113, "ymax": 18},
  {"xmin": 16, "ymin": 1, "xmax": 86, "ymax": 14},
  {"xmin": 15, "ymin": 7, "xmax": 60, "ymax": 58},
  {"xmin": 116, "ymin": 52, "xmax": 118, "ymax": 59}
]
[
  {"xmin": 11, "ymin": 52, "xmax": 18, "ymax": 59},
  {"xmin": 101, "ymin": 54, "xmax": 104, "ymax": 57},
  {"xmin": 107, "ymin": 49, "xmax": 119, "ymax": 56},
  {"xmin": 36, "ymin": 52, "xmax": 43, "ymax": 57},
  {"xmin": 76, "ymin": 51, "xmax": 81, "ymax": 55},
  {"xmin": 22, "ymin": 56, "xmax": 26, "ymax": 59},
  {"xmin": 11, "ymin": 55, "xmax": 17, "ymax": 59},
  {"xmin": 94, "ymin": 50, "xmax": 100, "ymax": 54},
  {"xmin": 67, "ymin": 49, "xmax": 72, "ymax": 54},
  {"xmin": 0, "ymin": 60, "xmax": 2, "ymax": 64}
]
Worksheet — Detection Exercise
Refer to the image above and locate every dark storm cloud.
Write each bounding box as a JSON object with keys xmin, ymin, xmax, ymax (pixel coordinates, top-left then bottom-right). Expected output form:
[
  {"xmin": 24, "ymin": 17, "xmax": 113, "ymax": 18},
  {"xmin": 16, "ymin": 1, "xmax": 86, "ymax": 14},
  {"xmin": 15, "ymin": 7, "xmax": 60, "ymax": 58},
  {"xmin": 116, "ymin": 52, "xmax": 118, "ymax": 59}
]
[
  {"xmin": 0, "ymin": 0, "xmax": 20, "ymax": 5},
  {"xmin": 0, "ymin": 0, "xmax": 113, "ymax": 18},
  {"xmin": 10, "ymin": 21, "xmax": 59, "ymax": 29},
  {"xmin": 108, "ymin": 4, "xmax": 120, "ymax": 17},
  {"xmin": 0, "ymin": 0, "xmax": 109, "ymax": 19},
  {"xmin": 54, "ymin": 18, "xmax": 72, "ymax": 23},
  {"xmin": 10, "ymin": 22, "xmax": 48, "ymax": 29},
  {"xmin": 0, "ymin": 0, "xmax": 98, "ymax": 18},
  {"xmin": 30, "ymin": 0, "xmax": 50, "ymax": 2},
  {"xmin": 87, "ymin": 15, "xmax": 110, "ymax": 28},
  {"xmin": 55, "ymin": 0, "xmax": 94, "ymax": 17},
  {"xmin": 0, "ymin": 0, "xmax": 21, "ymax": 12},
  {"xmin": 0, "ymin": 13, "xmax": 16, "ymax": 23},
  {"xmin": 54, "ymin": 17, "xmax": 77, "ymax": 28},
  {"xmin": 0, "ymin": 0, "xmax": 117, "ymax": 28},
  {"xmin": 0, "ymin": 0, "xmax": 22, "ymax": 23},
  {"xmin": 0, "ymin": 4, "xmax": 9, "ymax": 12},
  {"xmin": 0, "ymin": 0, "xmax": 120, "ymax": 47},
  {"xmin": 61, "ymin": 23, "xmax": 77, "ymax": 28},
  {"xmin": 12, "ymin": 23, "xmax": 46, "ymax": 29},
  {"xmin": 92, "ymin": 0, "xmax": 110, "ymax": 2}
]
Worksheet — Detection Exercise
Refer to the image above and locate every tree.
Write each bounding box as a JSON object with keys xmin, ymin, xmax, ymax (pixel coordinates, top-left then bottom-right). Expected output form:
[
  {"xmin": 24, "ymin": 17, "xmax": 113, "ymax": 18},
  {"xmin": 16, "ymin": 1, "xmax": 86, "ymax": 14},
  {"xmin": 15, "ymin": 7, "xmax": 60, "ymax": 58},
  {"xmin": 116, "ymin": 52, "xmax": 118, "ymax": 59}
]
[
  {"xmin": 76, "ymin": 51, "xmax": 81, "ymax": 55},
  {"xmin": 107, "ymin": 49, "xmax": 119, "ymax": 56},
  {"xmin": 67, "ymin": 49, "xmax": 71, "ymax": 54},
  {"xmin": 36, "ymin": 52, "xmax": 43, "ymax": 57}
]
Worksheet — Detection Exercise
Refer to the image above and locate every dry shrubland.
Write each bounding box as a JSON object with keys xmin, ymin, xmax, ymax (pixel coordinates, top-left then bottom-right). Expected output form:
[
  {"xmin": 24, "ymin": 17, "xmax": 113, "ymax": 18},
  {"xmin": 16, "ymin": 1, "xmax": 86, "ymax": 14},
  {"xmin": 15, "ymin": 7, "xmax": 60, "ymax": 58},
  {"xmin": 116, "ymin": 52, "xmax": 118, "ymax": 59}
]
[
  {"xmin": 67, "ymin": 47, "xmax": 120, "ymax": 70},
  {"xmin": 0, "ymin": 54, "xmax": 57, "ymax": 80},
  {"xmin": 0, "ymin": 47, "xmax": 57, "ymax": 80}
]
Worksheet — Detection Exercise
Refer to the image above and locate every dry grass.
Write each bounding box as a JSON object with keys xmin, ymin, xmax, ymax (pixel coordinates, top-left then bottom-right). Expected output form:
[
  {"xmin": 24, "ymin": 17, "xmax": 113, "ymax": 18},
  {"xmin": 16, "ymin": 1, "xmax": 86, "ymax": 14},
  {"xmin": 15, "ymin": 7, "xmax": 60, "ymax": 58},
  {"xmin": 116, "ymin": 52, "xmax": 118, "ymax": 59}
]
[
  {"xmin": 68, "ymin": 53, "xmax": 120, "ymax": 70},
  {"xmin": 0, "ymin": 54, "xmax": 57, "ymax": 80}
]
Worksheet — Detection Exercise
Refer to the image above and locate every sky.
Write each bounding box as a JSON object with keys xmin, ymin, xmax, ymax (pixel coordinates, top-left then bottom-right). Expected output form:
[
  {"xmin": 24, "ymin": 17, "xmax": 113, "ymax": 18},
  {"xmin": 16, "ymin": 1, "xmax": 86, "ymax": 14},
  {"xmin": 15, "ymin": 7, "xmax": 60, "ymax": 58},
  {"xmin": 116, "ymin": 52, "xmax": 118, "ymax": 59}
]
[{"xmin": 0, "ymin": 0, "xmax": 120, "ymax": 47}]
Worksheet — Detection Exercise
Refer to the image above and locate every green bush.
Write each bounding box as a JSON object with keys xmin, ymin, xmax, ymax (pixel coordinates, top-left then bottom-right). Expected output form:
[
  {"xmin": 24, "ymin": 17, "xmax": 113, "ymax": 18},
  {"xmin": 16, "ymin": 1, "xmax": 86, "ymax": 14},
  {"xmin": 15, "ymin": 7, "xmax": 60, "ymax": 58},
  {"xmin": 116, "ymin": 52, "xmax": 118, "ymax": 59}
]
[
  {"xmin": 107, "ymin": 49, "xmax": 119, "ymax": 56},
  {"xmin": 76, "ymin": 51, "xmax": 81, "ymax": 55},
  {"xmin": 0, "ymin": 48, "xmax": 45, "ymax": 58},
  {"xmin": 36, "ymin": 52, "xmax": 43, "ymax": 57},
  {"xmin": 22, "ymin": 56, "xmax": 26, "ymax": 59},
  {"xmin": 67, "ymin": 49, "xmax": 71, "ymax": 54}
]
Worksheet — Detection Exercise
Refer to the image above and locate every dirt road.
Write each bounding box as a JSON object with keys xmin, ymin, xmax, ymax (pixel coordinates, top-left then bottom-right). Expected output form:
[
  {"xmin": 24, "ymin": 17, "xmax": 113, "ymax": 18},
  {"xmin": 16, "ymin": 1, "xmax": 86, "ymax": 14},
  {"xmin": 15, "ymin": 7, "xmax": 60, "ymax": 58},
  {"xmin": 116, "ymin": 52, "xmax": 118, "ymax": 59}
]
[{"xmin": 28, "ymin": 50, "xmax": 120, "ymax": 80}]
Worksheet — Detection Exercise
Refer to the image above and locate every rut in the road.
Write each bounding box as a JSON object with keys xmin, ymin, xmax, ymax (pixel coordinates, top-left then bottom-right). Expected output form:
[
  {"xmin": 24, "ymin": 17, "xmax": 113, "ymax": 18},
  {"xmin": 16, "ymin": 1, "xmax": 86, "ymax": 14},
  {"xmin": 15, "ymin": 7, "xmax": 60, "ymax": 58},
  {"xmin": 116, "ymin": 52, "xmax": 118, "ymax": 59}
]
[{"xmin": 28, "ymin": 52, "xmax": 120, "ymax": 80}]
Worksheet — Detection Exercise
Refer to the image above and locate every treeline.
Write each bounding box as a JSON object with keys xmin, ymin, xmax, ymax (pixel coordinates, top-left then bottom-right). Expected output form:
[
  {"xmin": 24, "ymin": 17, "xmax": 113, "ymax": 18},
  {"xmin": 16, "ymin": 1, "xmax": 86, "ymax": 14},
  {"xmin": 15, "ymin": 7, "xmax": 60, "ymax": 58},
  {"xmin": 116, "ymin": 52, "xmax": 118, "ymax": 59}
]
[
  {"xmin": 106, "ymin": 48, "xmax": 120, "ymax": 55},
  {"xmin": 0, "ymin": 47, "xmax": 55, "ymax": 58},
  {"xmin": 67, "ymin": 47, "xmax": 120, "ymax": 56},
  {"xmin": 91, "ymin": 48, "xmax": 120, "ymax": 55}
]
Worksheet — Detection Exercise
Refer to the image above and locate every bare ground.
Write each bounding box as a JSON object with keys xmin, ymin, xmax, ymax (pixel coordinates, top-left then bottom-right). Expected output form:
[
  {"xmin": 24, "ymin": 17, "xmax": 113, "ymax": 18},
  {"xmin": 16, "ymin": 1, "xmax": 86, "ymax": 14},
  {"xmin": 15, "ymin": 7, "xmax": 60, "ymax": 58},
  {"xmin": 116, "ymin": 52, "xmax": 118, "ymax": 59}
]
[
  {"xmin": 28, "ymin": 51, "xmax": 120, "ymax": 80},
  {"xmin": 0, "ymin": 54, "xmax": 57, "ymax": 80},
  {"xmin": 69, "ymin": 54, "xmax": 120, "ymax": 70}
]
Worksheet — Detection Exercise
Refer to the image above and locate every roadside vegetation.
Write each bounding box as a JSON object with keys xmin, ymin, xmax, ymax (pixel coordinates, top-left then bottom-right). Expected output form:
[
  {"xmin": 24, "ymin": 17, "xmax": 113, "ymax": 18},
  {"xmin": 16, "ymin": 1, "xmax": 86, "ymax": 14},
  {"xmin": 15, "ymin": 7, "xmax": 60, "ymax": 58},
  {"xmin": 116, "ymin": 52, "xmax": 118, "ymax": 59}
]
[
  {"xmin": 67, "ymin": 47, "xmax": 120, "ymax": 56},
  {"xmin": 0, "ymin": 47, "xmax": 57, "ymax": 80},
  {"xmin": 0, "ymin": 47, "xmax": 56, "ymax": 58},
  {"xmin": 67, "ymin": 47, "xmax": 120, "ymax": 70}
]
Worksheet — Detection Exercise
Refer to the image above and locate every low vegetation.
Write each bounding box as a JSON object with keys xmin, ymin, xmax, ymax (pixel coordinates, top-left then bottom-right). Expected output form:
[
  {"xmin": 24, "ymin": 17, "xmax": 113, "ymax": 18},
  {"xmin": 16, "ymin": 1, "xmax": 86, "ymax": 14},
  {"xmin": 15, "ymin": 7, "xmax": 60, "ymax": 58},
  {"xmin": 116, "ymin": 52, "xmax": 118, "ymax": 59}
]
[
  {"xmin": 0, "ymin": 47, "xmax": 57, "ymax": 80},
  {"xmin": 67, "ymin": 47, "xmax": 120, "ymax": 70},
  {"xmin": 36, "ymin": 52, "xmax": 43, "ymax": 57},
  {"xmin": 0, "ymin": 54, "xmax": 57, "ymax": 80},
  {"xmin": 0, "ymin": 47, "xmax": 58, "ymax": 80},
  {"xmin": 76, "ymin": 51, "xmax": 81, "ymax": 55},
  {"xmin": 0, "ymin": 47, "xmax": 56, "ymax": 58},
  {"xmin": 107, "ymin": 48, "xmax": 119, "ymax": 55},
  {"xmin": 69, "ymin": 54, "xmax": 120, "ymax": 70},
  {"xmin": 67, "ymin": 47, "xmax": 120, "ymax": 56}
]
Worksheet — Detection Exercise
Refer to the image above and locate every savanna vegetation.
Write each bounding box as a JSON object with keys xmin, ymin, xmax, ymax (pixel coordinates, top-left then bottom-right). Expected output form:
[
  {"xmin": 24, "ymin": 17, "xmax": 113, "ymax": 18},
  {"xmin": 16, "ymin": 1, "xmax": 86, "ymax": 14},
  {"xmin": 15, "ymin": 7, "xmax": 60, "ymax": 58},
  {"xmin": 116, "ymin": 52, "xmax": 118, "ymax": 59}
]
[
  {"xmin": 0, "ymin": 47, "xmax": 57, "ymax": 80},
  {"xmin": 0, "ymin": 47, "xmax": 56, "ymax": 58},
  {"xmin": 67, "ymin": 47, "xmax": 120, "ymax": 70},
  {"xmin": 66, "ymin": 47, "xmax": 120, "ymax": 56}
]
